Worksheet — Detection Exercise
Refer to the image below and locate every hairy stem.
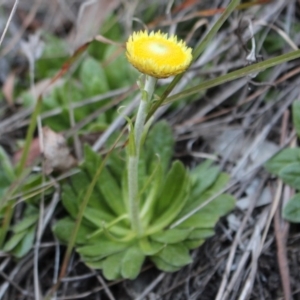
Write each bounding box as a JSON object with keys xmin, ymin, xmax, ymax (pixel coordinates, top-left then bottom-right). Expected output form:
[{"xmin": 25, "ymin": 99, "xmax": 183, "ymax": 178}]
[{"xmin": 128, "ymin": 76, "xmax": 157, "ymax": 236}]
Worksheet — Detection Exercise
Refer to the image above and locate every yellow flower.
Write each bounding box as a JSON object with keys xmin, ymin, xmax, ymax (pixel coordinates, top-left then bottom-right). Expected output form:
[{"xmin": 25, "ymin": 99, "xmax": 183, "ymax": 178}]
[{"xmin": 126, "ymin": 31, "xmax": 192, "ymax": 78}]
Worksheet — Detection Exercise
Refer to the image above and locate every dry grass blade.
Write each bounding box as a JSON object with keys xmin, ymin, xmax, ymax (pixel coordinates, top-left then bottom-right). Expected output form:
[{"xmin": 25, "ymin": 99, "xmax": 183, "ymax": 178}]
[{"xmin": 0, "ymin": 0, "xmax": 19, "ymax": 48}]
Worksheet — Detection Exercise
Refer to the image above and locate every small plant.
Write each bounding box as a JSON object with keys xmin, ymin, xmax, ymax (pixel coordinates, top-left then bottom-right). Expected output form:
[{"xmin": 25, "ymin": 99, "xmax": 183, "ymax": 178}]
[
  {"xmin": 53, "ymin": 31, "xmax": 235, "ymax": 280},
  {"xmin": 265, "ymin": 100, "xmax": 300, "ymax": 223},
  {"xmin": 0, "ymin": 146, "xmax": 41, "ymax": 253}
]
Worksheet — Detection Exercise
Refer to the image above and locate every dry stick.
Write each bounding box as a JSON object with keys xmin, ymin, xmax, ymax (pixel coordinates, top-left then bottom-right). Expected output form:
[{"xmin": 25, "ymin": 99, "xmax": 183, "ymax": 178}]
[
  {"xmin": 34, "ymin": 188, "xmax": 60, "ymax": 297},
  {"xmin": 255, "ymin": 20, "xmax": 298, "ymax": 50},
  {"xmin": 28, "ymin": 36, "xmax": 43, "ymax": 300},
  {"xmin": 189, "ymin": 259, "xmax": 225, "ymax": 300},
  {"xmin": 64, "ymin": 87, "xmax": 135, "ymax": 138},
  {"xmin": 52, "ymin": 239, "xmax": 60, "ymax": 300},
  {"xmin": 95, "ymin": 273, "xmax": 116, "ymax": 300},
  {"xmin": 177, "ymin": 77, "xmax": 248, "ymax": 131},
  {"xmin": 259, "ymin": 141, "xmax": 288, "ymax": 249},
  {"xmin": 274, "ymin": 209, "xmax": 292, "ymax": 300},
  {"xmin": 237, "ymin": 108, "xmax": 292, "ymax": 299},
  {"xmin": 176, "ymin": 64, "xmax": 300, "ymax": 132},
  {"xmin": 237, "ymin": 209, "xmax": 270, "ymax": 300},
  {"xmin": 0, "ymin": 253, "xmax": 34, "ymax": 298},
  {"xmin": 237, "ymin": 181, "xmax": 284, "ymax": 299},
  {"xmin": 0, "ymin": 0, "xmax": 19, "ymax": 48},
  {"xmin": 273, "ymin": 110, "xmax": 292, "ymax": 300},
  {"xmin": 171, "ymin": 86, "xmax": 299, "ymax": 229},
  {"xmin": 0, "ymin": 269, "xmax": 34, "ymax": 297},
  {"xmin": 232, "ymin": 85, "xmax": 300, "ymax": 178},
  {"xmin": 215, "ymin": 176, "xmax": 268, "ymax": 300},
  {"xmin": 223, "ymin": 208, "xmax": 269, "ymax": 300},
  {"xmin": 135, "ymin": 273, "xmax": 166, "ymax": 300},
  {"xmin": 54, "ymin": 265, "xmax": 155, "ymax": 300},
  {"xmin": 33, "ymin": 168, "xmax": 44, "ymax": 300},
  {"xmin": 217, "ymin": 80, "xmax": 299, "ymax": 299},
  {"xmin": 92, "ymin": 95, "xmax": 139, "ymax": 151},
  {"xmin": 0, "ymin": 0, "xmax": 41, "ymax": 57},
  {"xmin": 0, "ymin": 107, "xmax": 31, "ymax": 134},
  {"xmin": 0, "ymin": 87, "xmax": 130, "ymax": 134}
]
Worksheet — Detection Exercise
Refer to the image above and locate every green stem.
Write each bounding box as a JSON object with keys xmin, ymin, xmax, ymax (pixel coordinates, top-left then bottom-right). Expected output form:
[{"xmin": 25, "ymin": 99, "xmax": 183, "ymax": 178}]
[
  {"xmin": 16, "ymin": 98, "xmax": 42, "ymax": 177},
  {"xmin": 0, "ymin": 98, "xmax": 42, "ymax": 247},
  {"xmin": 134, "ymin": 76, "xmax": 157, "ymax": 152},
  {"xmin": 128, "ymin": 76, "xmax": 157, "ymax": 236}
]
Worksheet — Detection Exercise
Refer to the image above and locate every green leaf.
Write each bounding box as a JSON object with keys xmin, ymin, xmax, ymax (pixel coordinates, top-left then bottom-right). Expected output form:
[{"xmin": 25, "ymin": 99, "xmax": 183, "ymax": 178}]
[
  {"xmin": 83, "ymin": 206, "xmax": 115, "ymax": 226},
  {"xmin": 140, "ymin": 163, "xmax": 163, "ymax": 227},
  {"xmin": 177, "ymin": 213, "xmax": 219, "ymax": 229},
  {"xmin": 12, "ymin": 213, "xmax": 39, "ymax": 233},
  {"xmin": 150, "ymin": 229, "xmax": 191, "ymax": 244},
  {"xmin": 149, "ymin": 161, "xmax": 189, "ymax": 233},
  {"xmin": 98, "ymin": 167, "xmax": 125, "ymax": 215},
  {"xmin": 77, "ymin": 239, "xmax": 130, "ymax": 259},
  {"xmin": 293, "ymin": 100, "xmax": 300, "ymax": 137},
  {"xmin": 102, "ymin": 252, "xmax": 124, "ymax": 280},
  {"xmin": 3, "ymin": 231, "xmax": 27, "ymax": 252},
  {"xmin": 139, "ymin": 238, "xmax": 164, "ymax": 255},
  {"xmin": 150, "ymin": 256, "xmax": 181, "ymax": 272},
  {"xmin": 156, "ymin": 244, "xmax": 192, "ymax": 267},
  {"xmin": 138, "ymin": 151, "xmax": 147, "ymax": 196},
  {"xmin": 70, "ymin": 172, "xmax": 91, "ymax": 196},
  {"xmin": 0, "ymin": 146, "xmax": 15, "ymax": 182},
  {"xmin": 183, "ymin": 239, "xmax": 205, "ymax": 250},
  {"xmin": 265, "ymin": 148, "xmax": 300, "ymax": 175},
  {"xmin": 52, "ymin": 217, "xmax": 92, "ymax": 244},
  {"xmin": 179, "ymin": 173, "xmax": 230, "ymax": 217},
  {"xmin": 61, "ymin": 184, "xmax": 79, "ymax": 218},
  {"xmin": 36, "ymin": 33, "xmax": 68, "ymax": 77},
  {"xmin": 85, "ymin": 259, "xmax": 104, "ymax": 269},
  {"xmin": 83, "ymin": 144, "xmax": 102, "ymax": 175},
  {"xmin": 121, "ymin": 244, "xmax": 145, "ymax": 279},
  {"xmin": 103, "ymin": 45, "xmax": 135, "ymax": 88},
  {"xmin": 83, "ymin": 145, "xmax": 125, "ymax": 215},
  {"xmin": 80, "ymin": 57, "xmax": 109, "ymax": 96},
  {"xmin": 155, "ymin": 161, "xmax": 188, "ymax": 216},
  {"xmin": 188, "ymin": 229, "xmax": 215, "ymax": 240},
  {"xmin": 11, "ymin": 226, "xmax": 36, "ymax": 258},
  {"xmin": 107, "ymin": 150, "xmax": 126, "ymax": 182},
  {"xmin": 190, "ymin": 163, "xmax": 220, "ymax": 198},
  {"xmin": 145, "ymin": 121, "xmax": 174, "ymax": 175},
  {"xmin": 283, "ymin": 194, "xmax": 300, "ymax": 223},
  {"xmin": 82, "ymin": 146, "xmax": 115, "ymax": 212},
  {"xmin": 279, "ymin": 162, "xmax": 300, "ymax": 189},
  {"xmin": 177, "ymin": 194, "xmax": 235, "ymax": 229}
]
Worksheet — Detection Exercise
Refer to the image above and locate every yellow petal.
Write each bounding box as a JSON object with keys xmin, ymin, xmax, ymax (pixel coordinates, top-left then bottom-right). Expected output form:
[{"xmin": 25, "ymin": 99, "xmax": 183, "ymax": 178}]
[{"xmin": 126, "ymin": 31, "xmax": 192, "ymax": 78}]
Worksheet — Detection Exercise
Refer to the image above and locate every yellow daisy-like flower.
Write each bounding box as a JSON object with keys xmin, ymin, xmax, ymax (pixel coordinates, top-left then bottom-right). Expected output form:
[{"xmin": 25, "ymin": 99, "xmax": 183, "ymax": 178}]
[{"xmin": 126, "ymin": 31, "xmax": 192, "ymax": 78}]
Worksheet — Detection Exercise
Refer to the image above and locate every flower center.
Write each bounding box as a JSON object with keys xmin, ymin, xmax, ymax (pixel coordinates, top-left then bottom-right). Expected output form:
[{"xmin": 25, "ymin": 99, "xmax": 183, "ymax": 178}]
[{"xmin": 149, "ymin": 42, "xmax": 168, "ymax": 55}]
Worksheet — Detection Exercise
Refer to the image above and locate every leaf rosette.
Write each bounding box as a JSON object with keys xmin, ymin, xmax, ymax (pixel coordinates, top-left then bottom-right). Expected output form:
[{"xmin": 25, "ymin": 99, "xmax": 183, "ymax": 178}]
[{"xmin": 53, "ymin": 121, "xmax": 235, "ymax": 279}]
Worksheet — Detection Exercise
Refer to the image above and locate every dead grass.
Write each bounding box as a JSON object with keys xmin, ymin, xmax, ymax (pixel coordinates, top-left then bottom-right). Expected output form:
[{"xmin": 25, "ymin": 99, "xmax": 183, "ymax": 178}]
[{"xmin": 1, "ymin": 0, "xmax": 300, "ymax": 299}]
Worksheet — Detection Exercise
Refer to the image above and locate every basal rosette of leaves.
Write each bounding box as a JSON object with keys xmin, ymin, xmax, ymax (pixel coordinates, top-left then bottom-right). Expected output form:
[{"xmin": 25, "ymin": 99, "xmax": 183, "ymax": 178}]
[{"xmin": 53, "ymin": 122, "xmax": 235, "ymax": 280}]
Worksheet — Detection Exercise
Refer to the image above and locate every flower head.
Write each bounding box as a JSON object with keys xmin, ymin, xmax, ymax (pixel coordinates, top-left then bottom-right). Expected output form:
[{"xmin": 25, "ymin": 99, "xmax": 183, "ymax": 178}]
[{"xmin": 126, "ymin": 31, "xmax": 192, "ymax": 78}]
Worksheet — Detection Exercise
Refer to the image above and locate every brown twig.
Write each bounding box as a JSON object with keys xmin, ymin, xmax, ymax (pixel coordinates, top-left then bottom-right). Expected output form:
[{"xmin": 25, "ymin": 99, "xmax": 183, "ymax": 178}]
[{"xmin": 273, "ymin": 110, "xmax": 292, "ymax": 300}]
